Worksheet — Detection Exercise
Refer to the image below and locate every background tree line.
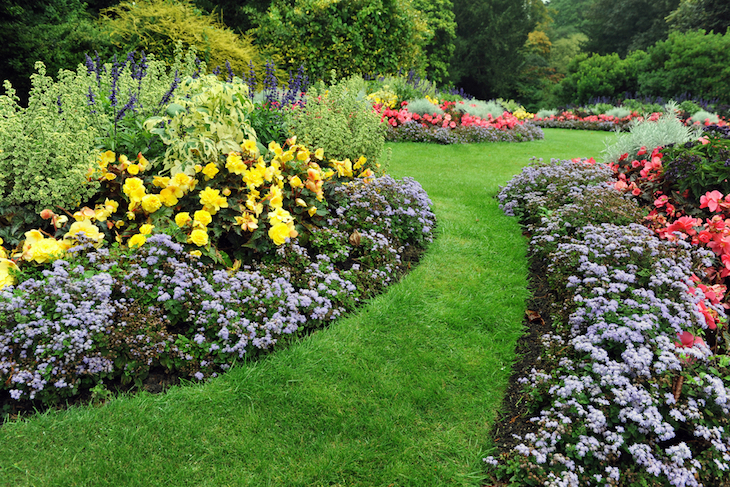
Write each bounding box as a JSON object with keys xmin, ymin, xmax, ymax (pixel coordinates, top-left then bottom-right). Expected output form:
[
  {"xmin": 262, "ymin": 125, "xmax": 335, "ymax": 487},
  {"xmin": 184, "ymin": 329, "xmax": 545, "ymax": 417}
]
[{"xmin": 1, "ymin": 0, "xmax": 728, "ymax": 107}]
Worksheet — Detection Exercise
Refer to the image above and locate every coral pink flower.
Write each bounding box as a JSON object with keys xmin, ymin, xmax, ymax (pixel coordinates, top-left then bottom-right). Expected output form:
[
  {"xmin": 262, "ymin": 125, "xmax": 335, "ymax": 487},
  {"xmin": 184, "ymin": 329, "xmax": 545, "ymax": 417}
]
[{"xmin": 700, "ymin": 190, "xmax": 724, "ymax": 212}]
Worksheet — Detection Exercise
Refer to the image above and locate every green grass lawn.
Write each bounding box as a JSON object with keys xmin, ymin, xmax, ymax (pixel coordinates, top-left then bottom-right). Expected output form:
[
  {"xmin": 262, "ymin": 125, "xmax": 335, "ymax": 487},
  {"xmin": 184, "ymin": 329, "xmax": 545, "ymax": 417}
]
[{"xmin": 0, "ymin": 129, "xmax": 613, "ymax": 487}]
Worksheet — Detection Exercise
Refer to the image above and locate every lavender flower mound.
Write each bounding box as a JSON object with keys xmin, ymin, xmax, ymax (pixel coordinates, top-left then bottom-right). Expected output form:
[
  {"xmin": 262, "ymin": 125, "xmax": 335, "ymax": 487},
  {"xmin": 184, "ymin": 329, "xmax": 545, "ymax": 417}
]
[
  {"xmin": 0, "ymin": 177, "xmax": 435, "ymax": 406},
  {"xmin": 385, "ymin": 121, "xmax": 544, "ymax": 144},
  {"xmin": 532, "ymin": 118, "xmax": 630, "ymax": 132},
  {"xmin": 489, "ymin": 163, "xmax": 730, "ymax": 486},
  {"xmin": 496, "ymin": 159, "xmax": 616, "ymax": 223}
]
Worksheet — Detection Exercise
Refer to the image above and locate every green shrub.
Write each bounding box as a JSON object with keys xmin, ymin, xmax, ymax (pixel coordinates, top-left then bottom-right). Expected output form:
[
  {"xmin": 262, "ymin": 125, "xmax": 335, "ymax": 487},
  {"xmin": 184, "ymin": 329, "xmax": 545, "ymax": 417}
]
[
  {"xmin": 0, "ymin": 64, "xmax": 100, "ymax": 215},
  {"xmin": 536, "ymin": 108, "xmax": 558, "ymax": 118},
  {"xmin": 554, "ymin": 50, "xmax": 648, "ymax": 105},
  {"xmin": 602, "ymin": 102, "xmax": 703, "ymax": 163},
  {"xmin": 679, "ymin": 100, "xmax": 702, "ymax": 115},
  {"xmin": 99, "ymin": 0, "xmax": 266, "ymax": 77},
  {"xmin": 406, "ymin": 98, "xmax": 444, "ymax": 115},
  {"xmin": 638, "ymin": 29, "xmax": 730, "ymax": 104},
  {"xmin": 411, "ymin": 0, "xmax": 457, "ymax": 86},
  {"xmin": 286, "ymin": 76, "xmax": 387, "ymax": 171},
  {"xmin": 689, "ymin": 109, "xmax": 720, "ymax": 124},
  {"xmin": 589, "ymin": 102, "xmax": 615, "ymax": 115},
  {"xmin": 458, "ymin": 99, "xmax": 505, "ymax": 119},
  {"xmin": 251, "ymin": 0, "xmax": 429, "ymax": 83},
  {"xmin": 604, "ymin": 106, "xmax": 631, "ymax": 118},
  {"xmin": 144, "ymin": 74, "xmax": 256, "ymax": 174}
]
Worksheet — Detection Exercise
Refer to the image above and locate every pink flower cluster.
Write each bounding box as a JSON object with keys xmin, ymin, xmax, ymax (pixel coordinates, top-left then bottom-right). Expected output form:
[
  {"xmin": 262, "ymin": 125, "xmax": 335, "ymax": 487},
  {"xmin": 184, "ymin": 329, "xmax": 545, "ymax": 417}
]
[{"xmin": 374, "ymin": 102, "xmax": 524, "ymax": 132}]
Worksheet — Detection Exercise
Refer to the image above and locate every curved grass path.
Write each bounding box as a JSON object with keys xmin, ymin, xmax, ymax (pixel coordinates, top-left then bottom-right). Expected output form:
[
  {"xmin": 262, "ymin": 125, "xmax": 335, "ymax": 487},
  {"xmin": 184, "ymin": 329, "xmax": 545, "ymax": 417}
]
[{"xmin": 0, "ymin": 129, "xmax": 613, "ymax": 486}]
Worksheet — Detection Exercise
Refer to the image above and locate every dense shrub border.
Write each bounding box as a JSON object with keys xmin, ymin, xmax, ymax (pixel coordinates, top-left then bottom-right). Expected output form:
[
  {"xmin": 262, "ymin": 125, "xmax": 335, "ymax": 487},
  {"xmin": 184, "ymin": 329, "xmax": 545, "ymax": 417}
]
[{"xmin": 488, "ymin": 159, "xmax": 730, "ymax": 486}]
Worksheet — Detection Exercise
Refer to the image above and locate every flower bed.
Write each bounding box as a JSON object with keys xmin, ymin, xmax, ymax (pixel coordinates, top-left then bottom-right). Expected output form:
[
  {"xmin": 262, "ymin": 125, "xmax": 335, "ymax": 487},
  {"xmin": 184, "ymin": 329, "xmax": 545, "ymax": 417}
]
[
  {"xmin": 377, "ymin": 101, "xmax": 544, "ymax": 144},
  {"xmin": 532, "ymin": 111, "xmax": 728, "ymax": 133},
  {"xmin": 487, "ymin": 156, "xmax": 730, "ymax": 486}
]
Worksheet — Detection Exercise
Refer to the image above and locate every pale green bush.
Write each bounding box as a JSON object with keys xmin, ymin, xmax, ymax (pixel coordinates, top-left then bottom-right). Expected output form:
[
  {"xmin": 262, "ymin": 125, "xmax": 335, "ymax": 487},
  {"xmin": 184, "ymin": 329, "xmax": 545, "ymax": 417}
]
[
  {"xmin": 459, "ymin": 99, "xmax": 505, "ymax": 119},
  {"xmin": 689, "ymin": 109, "xmax": 720, "ymax": 124},
  {"xmin": 406, "ymin": 98, "xmax": 444, "ymax": 115},
  {"xmin": 602, "ymin": 102, "xmax": 703, "ymax": 163},
  {"xmin": 604, "ymin": 107, "xmax": 632, "ymax": 119},
  {"xmin": 286, "ymin": 76, "xmax": 388, "ymax": 171}
]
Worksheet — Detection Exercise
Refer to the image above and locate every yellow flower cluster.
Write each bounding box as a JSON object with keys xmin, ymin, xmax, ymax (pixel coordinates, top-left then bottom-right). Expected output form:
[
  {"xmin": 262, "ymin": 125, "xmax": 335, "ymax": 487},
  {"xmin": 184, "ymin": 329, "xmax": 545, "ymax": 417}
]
[
  {"xmin": 367, "ymin": 85, "xmax": 399, "ymax": 109},
  {"xmin": 425, "ymin": 95, "xmax": 440, "ymax": 106},
  {"xmin": 513, "ymin": 108, "xmax": 534, "ymax": 120}
]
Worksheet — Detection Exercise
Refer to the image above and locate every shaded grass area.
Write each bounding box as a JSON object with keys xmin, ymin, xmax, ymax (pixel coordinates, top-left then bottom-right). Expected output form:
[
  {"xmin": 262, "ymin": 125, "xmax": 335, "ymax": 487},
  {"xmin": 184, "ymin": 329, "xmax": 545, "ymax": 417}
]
[{"xmin": 0, "ymin": 129, "xmax": 612, "ymax": 486}]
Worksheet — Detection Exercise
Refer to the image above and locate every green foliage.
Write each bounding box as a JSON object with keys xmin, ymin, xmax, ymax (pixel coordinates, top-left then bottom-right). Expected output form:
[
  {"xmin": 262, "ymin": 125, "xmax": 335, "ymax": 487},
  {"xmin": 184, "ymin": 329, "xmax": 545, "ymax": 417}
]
[
  {"xmin": 667, "ymin": 0, "xmax": 730, "ymax": 34},
  {"xmin": 679, "ymin": 100, "xmax": 703, "ymax": 115},
  {"xmin": 376, "ymin": 74, "xmax": 438, "ymax": 106},
  {"xmin": 638, "ymin": 30, "xmax": 730, "ymax": 104},
  {"xmin": 662, "ymin": 133, "xmax": 730, "ymax": 200},
  {"xmin": 0, "ymin": 0, "xmax": 115, "ymax": 103},
  {"xmin": 0, "ymin": 65, "xmax": 100, "ymax": 215},
  {"xmin": 554, "ymin": 50, "xmax": 649, "ymax": 105},
  {"xmin": 536, "ymin": 108, "xmax": 558, "ymax": 118},
  {"xmin": 604, "ymin": 106, "xmax": 632, "ymax": 118},
  {"xmin": 99, "ymin": 0, "xmax": 266, "ymax": 76},
  {"xmin": 406, "ymin": 98, "xmax": 444, "ymax": 115},
  {"xmin": 583, "ymin": 0, "xmax": 680, "ymax": 56},
  {"xmin": 549, "ymin": 33, "xmax": 588, "ymax": 75},
  {"xmin": 251, "ymin": 0, "xmax": 429, "ymax": 83},
  {"xmin": 602, "ymin": 103, "xmax": 703, "ymax": 163},
  {"xmin": 689, "ymin": 109, "xmax": 720, "ymax": 124},
  {"xmin": 456, "ymin": 99, "xmax": 505, "ymax": 119},
  {"xmin": 411, "ymin": 0, "xmax": 457, "ymax": 85},
  {"xmin": 286, "ymin": 76, "xmax": 387, "ymax": 171},
  {"xmin": 144, "ymin": 74, "xmax": 256, "ymax": 174},
  {"xmin": 451, "ymin": 0, "xmax": 538, "ymax": 100}
]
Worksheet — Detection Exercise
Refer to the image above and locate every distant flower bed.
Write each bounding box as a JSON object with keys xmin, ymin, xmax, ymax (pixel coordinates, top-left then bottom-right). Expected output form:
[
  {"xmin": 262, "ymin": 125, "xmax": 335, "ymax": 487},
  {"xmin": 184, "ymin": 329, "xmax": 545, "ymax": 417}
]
[
  {"xmin": 377, "ymin": 101, "xmax": 543, "ymax": 144},
  {"xmin": 533, "ymin": 110, "xmax": 728, "ymax": 132}
]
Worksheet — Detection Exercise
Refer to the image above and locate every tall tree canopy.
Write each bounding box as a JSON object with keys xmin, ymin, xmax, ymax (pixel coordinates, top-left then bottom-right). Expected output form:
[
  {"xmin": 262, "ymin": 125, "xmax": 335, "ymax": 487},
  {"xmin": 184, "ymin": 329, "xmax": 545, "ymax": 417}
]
[
  {"xmin": 450, "ymin": 0, "xmax": 539, "ymax": 100},
  {"xmin": 667, "ymin": 0, "xmax": 730, "ymax": 34},
  {"xmin": 582, "ymin": 0, "xmax": 680, "ymax": 56}
]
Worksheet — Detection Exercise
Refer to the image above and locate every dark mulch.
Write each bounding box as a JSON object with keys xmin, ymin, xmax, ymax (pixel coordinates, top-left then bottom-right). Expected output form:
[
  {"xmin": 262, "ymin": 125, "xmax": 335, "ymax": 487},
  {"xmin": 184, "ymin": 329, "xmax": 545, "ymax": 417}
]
[{"xmin": 482, "ymin": 243, "xmax": 554, "ymax": 486}]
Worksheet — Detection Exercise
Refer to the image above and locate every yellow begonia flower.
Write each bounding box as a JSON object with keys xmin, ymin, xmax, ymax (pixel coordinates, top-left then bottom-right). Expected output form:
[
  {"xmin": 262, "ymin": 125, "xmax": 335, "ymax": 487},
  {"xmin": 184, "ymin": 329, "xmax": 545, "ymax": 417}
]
[
  {"xmin": 128, "ymin": 234, "xmax": 146, "ymax": 248},
  {"xmin": 104, "ymin": 173, "xmax": 117, "ymax": 181},
  {"xmin": 65, "ymin": 220, "xmax": 104, "ymax": 244},
  {"xmin": 123, "ymin": 177, "xmax": 146, "ymax": 202},
  {"xmin": 127, "ymin": 164, "xmax": 140, "ymax": 175},
  {"xmin": 141, "ymin": 194, "xmax": 162, "ymax": 214},
  {"xmin": 26, "ymin": 238, "xmax": 65, "ymax": 264},
  {"xmin": 295, "ymin": 198, "xmax": 307, "ymax": 207},
  {"xmin": 0, "ymin": 247, "xmax": 6, "ymax": 259},
  {"xmin": 193, "ymin": 210, "xmax": 212, "ymax": 227},
  {"xmin": 159, "ymin": 187, "xmax": 179, "ymax": 207},
  {"xmin": 190, "ymin": 250, "xmax": 202, "ymax": 257},
  {"xmin": 234, "ymin": 213, "xmax": 258, "ymax": 232},
  {"xmin": 268, "ymin": 207, "xmax": 293, "ymax": 225},
  {"xmin": 199, "ymin": 187, "xmax": 228, "ymax": 215},
  {"xmin": 226, "ymin": 152, "xmax": 246, "ymax": 175},
  {"xmin": 175, "ymin": 212, "xmax": 192, "ymax": 227},
  {"xmin": 137, "ymin": 153, "xmax": 149, "ymax": 170},
  {"xmin": 22, "ymin": 229, "xmax": 44, "ymax": 255},
  {"xmin": 331, "ymin": 159, "xmax": 353, "ymax": 178},
  {"xmin": 139, "ymin": 224, "xmax": 154, "ymax": 235},
  {"xmin": 314, "ymin": 148, "xmax": 324, "ymax": 160},
  {"xmin": 222, "ymin": 188, "xmax": 231, "ymax": 196},
  {"xmin": 202, "ymin": 163, "xmax": 219, "ymax": 180},
  {"xmin": 267, "ymin": 185, "xmax": 283, "ymax": 209},
  {"xmin": 243, "ymin": 139, "xmax": 258, "ymax": 154},
  {"xmin": 153, "ymin": 176, "xmax": 171, "ymax": 188},
  {"xmin": 189, "ymin": 229, "xmax": 209, "ymax": 246},
  {"xmin": 296, "ymin": 149, "xmax": 310, "ymax": 162},
  {"xmin": 268, "ymin": 222, "xmax": 291, "ymax": 246},
  {"xmin": 172, "ymin": 173, "xmax": 196, "ymax": 193},
  {"xmin": 354, "ymin": 156, "xmax": 366, "ymax": 170},
  {"xmin": 98, "ymin": 150, "xmax": 115, "ymax": 170},
  {"xmin": 268, "ymin": 141, "xmax": 282, "ymax": 154},
  {"xmin": 0, "ymin": 258, "xmax": 19, "ymax": 289},
  {"xmin": 308, "ymin": 206, "xmax": 318, "ymax": 217},
  {"xmin": 289, "ymin": 175, "xmax": 303, "ymax": 188}
]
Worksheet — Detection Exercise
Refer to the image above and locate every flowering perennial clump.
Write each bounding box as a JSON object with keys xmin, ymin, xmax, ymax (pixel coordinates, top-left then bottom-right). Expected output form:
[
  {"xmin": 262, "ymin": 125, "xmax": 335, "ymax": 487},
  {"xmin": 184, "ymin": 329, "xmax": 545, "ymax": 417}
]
[{"xmin": 0, "ymin": 176, "xmax": 435, "ymax": 406}]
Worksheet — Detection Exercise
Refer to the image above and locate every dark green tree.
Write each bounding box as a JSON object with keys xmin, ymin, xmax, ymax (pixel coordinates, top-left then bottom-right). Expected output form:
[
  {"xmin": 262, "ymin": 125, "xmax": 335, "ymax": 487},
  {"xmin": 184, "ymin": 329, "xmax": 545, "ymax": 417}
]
[
  {"xmin": 450, "ymin": 0, "xmax": 538, "ymax": 100},
  {"xmin": 544, "ymin": 0, "xmax": 593, "ymax": 39},
  {"xmin": 0, "ymin": 0, "xmax": 114, "ymax": 103},
  {"xmin": 192, "ymin": 0, "xmax": 273, "ymax": 34},
  {"xmin": 411, "ymin": 0, "xmax": 456, "ymax": 85},
  {"xmin": 582, "ymin": 0, "xmax": 680, "ymax": 56},
  {"xmin": 667, "ymin": 0, "xmax": 730, "ymax": 34}
]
